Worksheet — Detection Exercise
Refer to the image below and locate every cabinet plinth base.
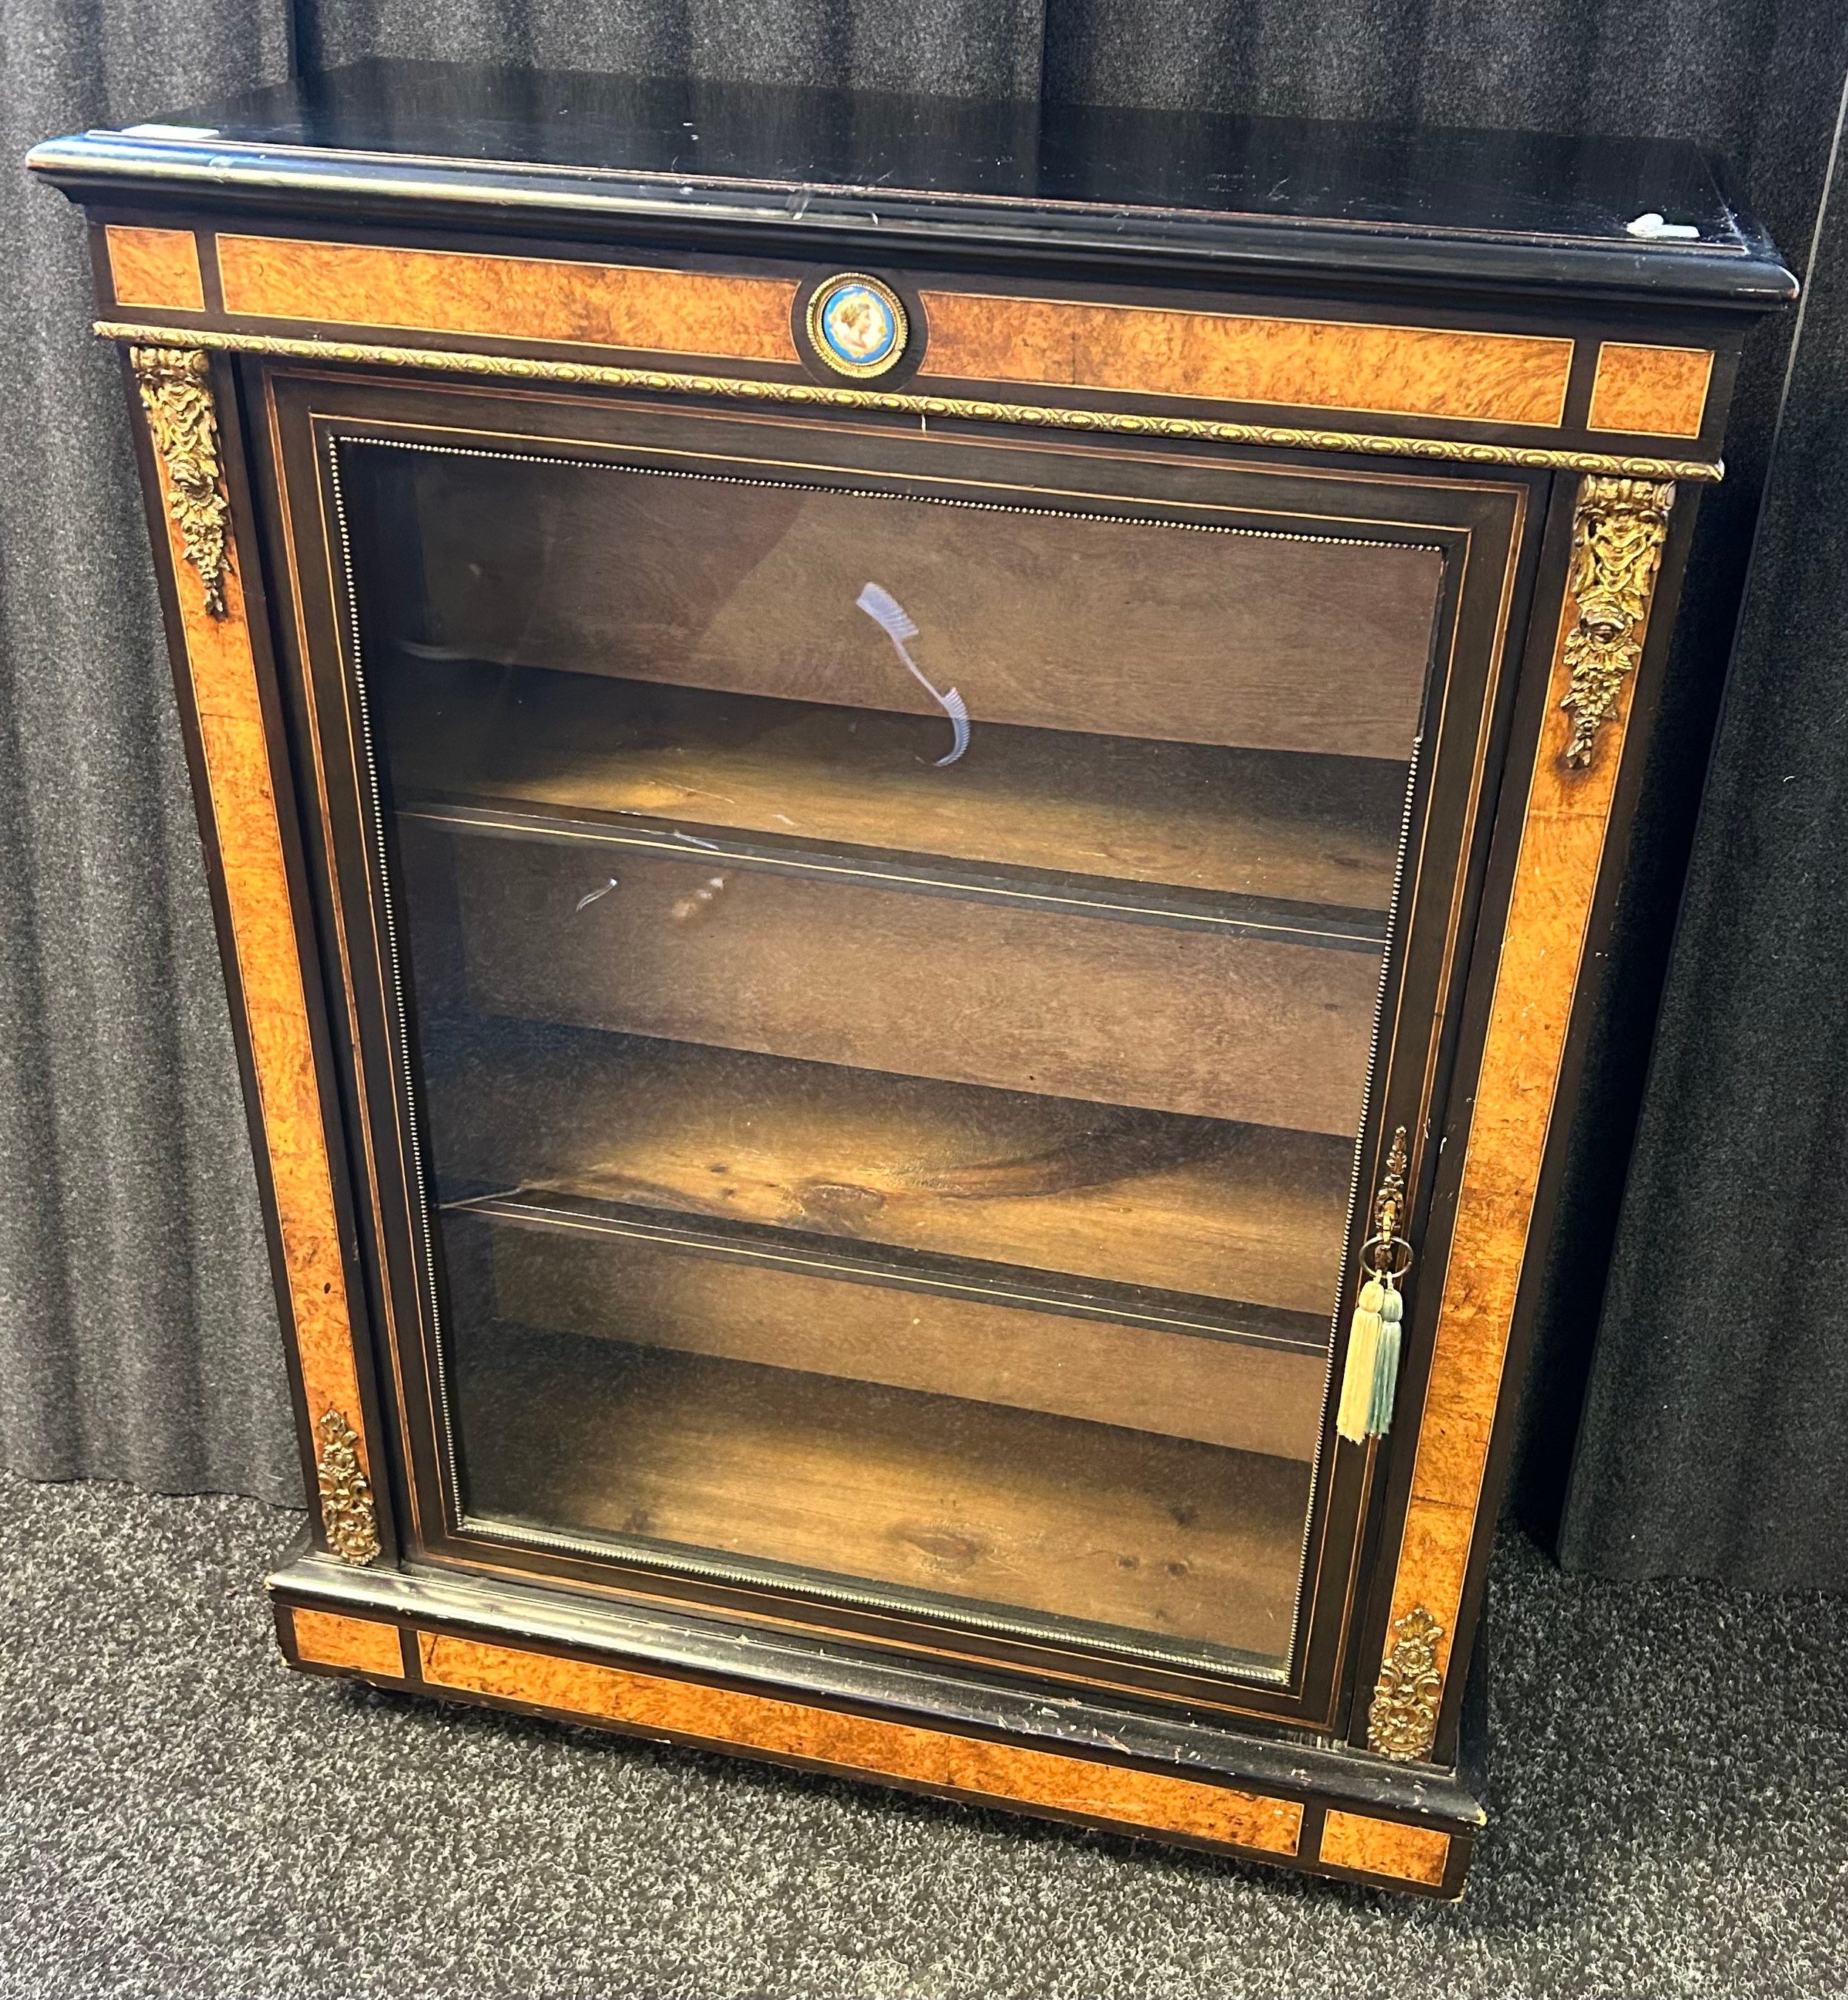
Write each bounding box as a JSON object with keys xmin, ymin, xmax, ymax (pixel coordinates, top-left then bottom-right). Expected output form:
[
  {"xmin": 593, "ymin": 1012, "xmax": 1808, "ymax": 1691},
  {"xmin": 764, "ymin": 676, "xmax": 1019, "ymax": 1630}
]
[{"xmin": 268, "ymin": 1542, "xmax": 1481, "ymax": 1898}]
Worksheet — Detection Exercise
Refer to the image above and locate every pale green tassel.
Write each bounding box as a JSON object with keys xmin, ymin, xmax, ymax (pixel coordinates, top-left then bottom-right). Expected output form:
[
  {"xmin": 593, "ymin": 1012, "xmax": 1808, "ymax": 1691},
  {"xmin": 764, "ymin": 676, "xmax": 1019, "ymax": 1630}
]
[
  {"xmin": 1368, "ymin": 1284, "xmax": 1404, "ymax": 1437},
  {"xmin": 1336, "ymin": 1278, "xmax": 1385, "ymax": 1442}
]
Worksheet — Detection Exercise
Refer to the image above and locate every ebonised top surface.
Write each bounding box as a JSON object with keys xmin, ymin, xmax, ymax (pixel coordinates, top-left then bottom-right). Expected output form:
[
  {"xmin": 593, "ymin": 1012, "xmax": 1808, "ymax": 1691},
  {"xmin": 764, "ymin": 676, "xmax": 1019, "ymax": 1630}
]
[{"xmin": 31, "ymin": 58, "xmax": 1793, "ymax": 307}]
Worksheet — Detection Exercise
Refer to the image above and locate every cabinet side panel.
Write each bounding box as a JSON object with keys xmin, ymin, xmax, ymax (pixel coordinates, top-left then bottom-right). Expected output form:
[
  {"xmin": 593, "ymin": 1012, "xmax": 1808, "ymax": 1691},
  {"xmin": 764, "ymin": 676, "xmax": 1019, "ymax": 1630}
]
[{"xmin": 130, "ymin": 348, "xmax": 377, "ymax": 1541}]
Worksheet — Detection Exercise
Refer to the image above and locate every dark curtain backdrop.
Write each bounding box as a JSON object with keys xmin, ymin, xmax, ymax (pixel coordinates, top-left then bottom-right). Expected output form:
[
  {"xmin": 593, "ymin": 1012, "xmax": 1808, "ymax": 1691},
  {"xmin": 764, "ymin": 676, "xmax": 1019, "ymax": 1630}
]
[{"xmin": 4, "ymin": 1, "xmax": 1844, "ymax": 1584}]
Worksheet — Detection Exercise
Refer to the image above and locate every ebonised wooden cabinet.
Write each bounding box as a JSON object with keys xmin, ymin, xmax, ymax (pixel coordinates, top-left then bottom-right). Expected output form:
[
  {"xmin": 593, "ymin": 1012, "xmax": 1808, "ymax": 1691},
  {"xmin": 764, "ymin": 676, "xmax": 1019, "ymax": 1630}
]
[{"xmin": 31, "ymin": 61, "xmax": 1791, "ymax": 1896}]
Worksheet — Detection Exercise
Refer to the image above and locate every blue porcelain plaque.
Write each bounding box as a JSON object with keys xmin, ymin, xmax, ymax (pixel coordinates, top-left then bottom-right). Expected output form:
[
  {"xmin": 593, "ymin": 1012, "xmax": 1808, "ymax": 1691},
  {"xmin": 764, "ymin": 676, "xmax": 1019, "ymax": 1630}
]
[{"xmin": 806, "ymin": 274, "xmax": 908, "ymax": 378}]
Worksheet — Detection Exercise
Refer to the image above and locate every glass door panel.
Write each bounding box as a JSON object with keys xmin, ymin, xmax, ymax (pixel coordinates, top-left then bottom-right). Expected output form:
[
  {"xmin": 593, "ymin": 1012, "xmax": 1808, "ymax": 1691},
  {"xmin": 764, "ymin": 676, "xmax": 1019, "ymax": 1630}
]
[{"xmin": 334, "ymin": 435, "xmax": 1441, "ymax": 1680}]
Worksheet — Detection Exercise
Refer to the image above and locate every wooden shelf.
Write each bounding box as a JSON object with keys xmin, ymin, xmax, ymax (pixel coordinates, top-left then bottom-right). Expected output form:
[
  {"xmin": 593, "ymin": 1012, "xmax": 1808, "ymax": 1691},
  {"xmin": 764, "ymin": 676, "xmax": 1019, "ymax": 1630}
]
[
  {"xmin": 414, "ymin": 810, "xmax": 1386, "ymax": 1133},
  {"xmin": 424, "ymin": 1022, "xmax": 1355, "ymax": 1318},
  {"xmin": 464, "ymin": 1198, "xmax": 1329, "ymax": 1462},
  {"xmin": 387, "ymin": 662, "xmax": 1408, "ymax": 913},
  {"xmin": 462, "ymin": 1192, "xmax": 1328, "ymax": 1464},
  {"xmin": 455, "ymin": 1313, "xmax": 1314, "ymax": 1666}
]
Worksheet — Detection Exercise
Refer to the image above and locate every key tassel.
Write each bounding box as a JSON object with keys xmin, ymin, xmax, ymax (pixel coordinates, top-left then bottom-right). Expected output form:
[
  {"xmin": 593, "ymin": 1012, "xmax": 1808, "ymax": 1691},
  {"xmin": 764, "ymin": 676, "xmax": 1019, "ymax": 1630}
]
[
  {"xmin": 1368, "ymin": 1281, "xmax": 1404, "ymax": 1437},
  {"xmin": 1336, "ymin": 1278, "xmax": 1385, "ymax": 1441},
  {"xmin": 1336, "ymin": 1128, "xmax": 1413, "ymax": 1444}
]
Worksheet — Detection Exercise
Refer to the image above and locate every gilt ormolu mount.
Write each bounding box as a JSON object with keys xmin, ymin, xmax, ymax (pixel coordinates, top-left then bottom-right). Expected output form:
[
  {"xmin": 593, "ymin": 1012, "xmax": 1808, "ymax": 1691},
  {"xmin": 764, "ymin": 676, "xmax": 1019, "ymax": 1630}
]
[{"xmin": 32, "ymin": 61, "xmax": 1790, "ymax": 1897}]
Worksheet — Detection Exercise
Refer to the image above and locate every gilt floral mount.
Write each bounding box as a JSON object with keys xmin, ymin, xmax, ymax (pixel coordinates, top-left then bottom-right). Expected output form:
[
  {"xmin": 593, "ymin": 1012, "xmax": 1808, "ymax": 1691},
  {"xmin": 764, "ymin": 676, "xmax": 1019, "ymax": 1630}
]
[
  {"xmin": 130, "ymin": 345, "xmax": 234, "ymax": 619},
  {"xmin": 1560, "ymin": 475, "xmax": 1674, "ymax": 768}
]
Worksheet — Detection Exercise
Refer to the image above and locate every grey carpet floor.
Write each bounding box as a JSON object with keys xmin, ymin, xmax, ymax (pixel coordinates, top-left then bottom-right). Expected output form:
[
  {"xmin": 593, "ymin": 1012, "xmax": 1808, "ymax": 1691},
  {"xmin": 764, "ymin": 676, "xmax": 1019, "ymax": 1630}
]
[{"xmin": 1, "ymin": 1472, "xmax": 1844, "ymax": 2000}]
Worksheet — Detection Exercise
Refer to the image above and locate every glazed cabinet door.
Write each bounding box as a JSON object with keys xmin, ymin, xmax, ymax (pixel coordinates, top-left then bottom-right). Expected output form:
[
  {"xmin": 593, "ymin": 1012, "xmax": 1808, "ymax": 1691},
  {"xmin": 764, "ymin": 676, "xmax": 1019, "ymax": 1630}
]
[{"xmin": 260, "ymin": 365, "xmax": 1538, "ymax": 1723}]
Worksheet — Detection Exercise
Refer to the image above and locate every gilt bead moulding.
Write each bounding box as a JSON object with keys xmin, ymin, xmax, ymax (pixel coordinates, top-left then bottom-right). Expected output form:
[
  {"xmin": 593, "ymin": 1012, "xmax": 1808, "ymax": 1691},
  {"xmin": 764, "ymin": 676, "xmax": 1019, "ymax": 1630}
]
[{"xmin": 29, "ymin": 60, "xmax": 1791, "ymax": 1900}]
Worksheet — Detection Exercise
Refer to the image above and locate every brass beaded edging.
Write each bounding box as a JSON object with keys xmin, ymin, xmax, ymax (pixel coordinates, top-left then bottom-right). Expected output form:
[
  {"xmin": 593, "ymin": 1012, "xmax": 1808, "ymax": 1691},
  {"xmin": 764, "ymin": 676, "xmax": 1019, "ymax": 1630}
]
[{"xmin": 95, "ymin": 322, "xmax": 1724, "ymax": 482}]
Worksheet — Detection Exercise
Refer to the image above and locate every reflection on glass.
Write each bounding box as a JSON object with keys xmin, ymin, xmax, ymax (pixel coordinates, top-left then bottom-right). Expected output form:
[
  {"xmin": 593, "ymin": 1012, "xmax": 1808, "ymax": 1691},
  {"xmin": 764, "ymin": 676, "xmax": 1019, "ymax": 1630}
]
[{"xmin": 342, "ymin": 440, "xmax": 1439, "ymax": 1675}]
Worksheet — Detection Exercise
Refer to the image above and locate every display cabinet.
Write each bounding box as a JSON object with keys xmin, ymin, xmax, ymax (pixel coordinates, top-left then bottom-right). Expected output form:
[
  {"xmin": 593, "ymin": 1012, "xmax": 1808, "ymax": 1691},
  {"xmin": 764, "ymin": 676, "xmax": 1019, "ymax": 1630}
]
[{"xmin": 31, "ymin": 63, "xmax": 1790, "ymax": 1896}]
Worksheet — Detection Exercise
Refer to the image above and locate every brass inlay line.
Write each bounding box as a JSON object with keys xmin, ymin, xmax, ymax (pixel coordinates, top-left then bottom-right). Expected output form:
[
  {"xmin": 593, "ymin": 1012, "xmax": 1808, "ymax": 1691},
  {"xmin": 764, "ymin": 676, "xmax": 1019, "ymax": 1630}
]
[{"xmin": 95, "ymin": 323, "xmax": 1725, "ymax": 482}]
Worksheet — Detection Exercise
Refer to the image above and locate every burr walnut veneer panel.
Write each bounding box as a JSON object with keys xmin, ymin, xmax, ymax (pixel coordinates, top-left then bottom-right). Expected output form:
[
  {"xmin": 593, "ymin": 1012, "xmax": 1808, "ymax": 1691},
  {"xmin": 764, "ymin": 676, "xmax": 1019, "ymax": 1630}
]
[
  {"xmin": 143, "ymin": 396, "xmax": 374, "ymax": 1503},
  {"xmin": 1586, "ymin": 343, "xmax": 1715, "ymax": 437},
  {"xmin": 917, "ymin": 289, "xmax": 1574, "ymax": 427},
  {"xmin": 1319, "ymin": 1809, "xmax": 1452, "ymax": 1888},
  {"xmin": 291, "ymin": 1607, "xmax": 406, "ymax": 1677},
  {"xmin": 1383, "ymin": 487, "xmax": 1661, "ymax": 1696},
  {"xmin": 106, "ymin": 225, "xmax": 204, "ymax": 311},
  {"xmin": 217, "ymin": 234, "xmax": 800, "ymax": 362},
  {"xmin": 417, "ymin": 1630, "xmax": 1305, "ymax": 1854}
]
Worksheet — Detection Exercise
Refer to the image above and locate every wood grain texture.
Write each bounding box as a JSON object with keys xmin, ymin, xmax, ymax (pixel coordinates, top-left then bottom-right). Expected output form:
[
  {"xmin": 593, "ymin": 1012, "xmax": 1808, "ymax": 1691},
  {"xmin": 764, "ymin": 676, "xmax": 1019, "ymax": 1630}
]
[
  {"xmin": 385, "ymin": 450, "xmax": 1442, "ymax": 758},
  {"xmin": 458, "ymin": 1330, "xmax": 1312, "ymax": 1660},
  {"xmin": 106, "ymin": 226, "xmax": 204, "ymax": 311},
  {"xmin": 1319, "ymin": 1810, "xmax": 1451, "ymax": 1886},
  {"xmin": 1388, "ymin": 1497, "xmax": 1475, "ymax": 1642},
  {"xmin": 1586, "ymin": 343, "xmax": 1713, "ymax": 438},
  {"xmin": 417, "ymin": 1630, "xmax": 1304, "ymax": 1854},
  {"xmin": 290, "ymin": 1607, "xmax": 404, "ymax": 1677},
  {"xmin": 143, "ymin": 369, "xmax": 371, "ymax": 1488},
  {"xmin": 423, "ymin": 1023, "xmax": 1355, "ymax": 1315},
  {"xmin": 1382, "ymin": 476, "xmax": 1662, "ymax": 1695},
  {"xmin": 217, "ymin": 234, "xmax": 798, "ymax": 362},
  {"xmin": 444, "ymin": 831, "xmax": 1386, "ymax": 1133},
  {"xmin": 480, "ymin": 1215, "xmax": 1330, "ymax": 1460},
  {"xmin": 389, "ymin": 665, "xmax": 1409, "ymax": 912},
  {"xmin": 917, "ymin": 291, "xmax": 1573, "ymax": 427}
]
